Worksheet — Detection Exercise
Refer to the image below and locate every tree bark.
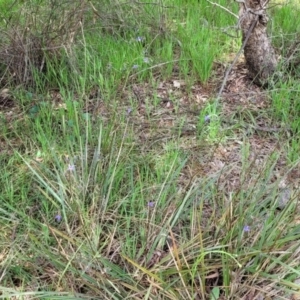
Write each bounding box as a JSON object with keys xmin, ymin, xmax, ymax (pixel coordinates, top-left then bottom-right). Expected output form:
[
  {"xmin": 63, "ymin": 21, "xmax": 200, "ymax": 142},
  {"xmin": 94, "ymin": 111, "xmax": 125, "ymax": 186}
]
[{"xmin": 238, "ymin": 0, "xmax": 277, "ymax": 85}]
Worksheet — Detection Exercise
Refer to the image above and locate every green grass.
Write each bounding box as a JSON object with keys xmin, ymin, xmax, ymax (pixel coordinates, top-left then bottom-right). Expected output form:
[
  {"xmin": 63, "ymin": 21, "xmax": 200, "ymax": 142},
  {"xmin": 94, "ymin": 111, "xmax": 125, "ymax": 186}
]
[{"xmin": 1, "ymin": 0, "xmax": 300, "ymax": 299}]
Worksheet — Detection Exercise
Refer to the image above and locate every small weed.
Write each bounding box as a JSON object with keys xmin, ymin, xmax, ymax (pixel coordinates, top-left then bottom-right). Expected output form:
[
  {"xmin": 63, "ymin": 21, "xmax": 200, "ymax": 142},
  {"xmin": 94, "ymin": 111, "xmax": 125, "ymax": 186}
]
[{"xmin": 197, "ymin": 99, "xmax": 222, "ymax": 142}]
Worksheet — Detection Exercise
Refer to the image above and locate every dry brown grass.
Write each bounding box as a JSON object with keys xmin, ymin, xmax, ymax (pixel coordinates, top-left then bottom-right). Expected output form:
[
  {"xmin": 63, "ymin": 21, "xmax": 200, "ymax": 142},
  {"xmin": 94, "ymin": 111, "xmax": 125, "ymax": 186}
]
[{"xmin": 0, "ymin": 0, "xmax": 87, "ymax": 87}]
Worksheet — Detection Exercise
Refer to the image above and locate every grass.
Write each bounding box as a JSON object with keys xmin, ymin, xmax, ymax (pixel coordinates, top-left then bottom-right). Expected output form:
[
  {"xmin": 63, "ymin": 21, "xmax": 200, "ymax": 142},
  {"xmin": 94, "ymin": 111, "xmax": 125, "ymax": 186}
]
[{"xmin": 1, "ymin": 0, "xmax": 300, "ymax": 299}]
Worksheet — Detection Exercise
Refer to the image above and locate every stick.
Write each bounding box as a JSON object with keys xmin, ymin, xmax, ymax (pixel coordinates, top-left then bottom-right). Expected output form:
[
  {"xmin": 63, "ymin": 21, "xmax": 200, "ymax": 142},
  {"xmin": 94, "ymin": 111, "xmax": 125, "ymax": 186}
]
[
  {"xmin": 216, "ymin": 15, "xmax": 259, "ymax": 100},
  {"xmin": 206, "ymin": 0, "xmax": 239, "ymax": 19}
]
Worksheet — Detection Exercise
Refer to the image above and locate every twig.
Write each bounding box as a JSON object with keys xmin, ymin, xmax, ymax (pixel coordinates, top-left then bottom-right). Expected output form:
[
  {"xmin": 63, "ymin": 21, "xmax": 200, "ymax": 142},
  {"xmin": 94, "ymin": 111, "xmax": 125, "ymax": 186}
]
[
  {"xmin": 206, "ymin": 0, "xmax": 239, "ymax": 19},
  {"xmin": 216, "ymin": 15, "xmax": 259, "ymax": 100}
]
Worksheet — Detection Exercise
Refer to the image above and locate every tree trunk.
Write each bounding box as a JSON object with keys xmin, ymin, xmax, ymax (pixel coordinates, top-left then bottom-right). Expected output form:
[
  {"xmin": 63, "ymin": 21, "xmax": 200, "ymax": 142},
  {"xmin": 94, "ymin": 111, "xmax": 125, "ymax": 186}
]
[{"xmin": 238, "ymin": 0, "xmax": 277, "ymax": 86}]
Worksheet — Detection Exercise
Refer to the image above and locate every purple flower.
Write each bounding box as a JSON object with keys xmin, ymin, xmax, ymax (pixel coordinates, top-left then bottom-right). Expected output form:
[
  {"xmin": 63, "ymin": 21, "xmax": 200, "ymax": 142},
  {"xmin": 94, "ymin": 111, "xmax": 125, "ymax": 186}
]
[
  {"xmin": 148, "ymin": 201, "xmax": 155, "ymax": 208},
  {"xmin": 132, "ymin": 64, "xmax": 139, "ymax": 69},
  {"xmin": 55, "ymin": 214, "xmax": 62, "ymax": 222},
  {"xmin": 126, "ymin": 108, "xmax": 132, "ymax": 115},
  {"xmin": 143, "ymin": 57, "xmax": 150, "ymax": 63},
  {"xmin": 204, "ymin": 115, "xmax": 210, "ymax": 123},
  {"xmin": 243, "ymin": 225, "xmax": 250, "ymax": 232},
  {"xmin": 67, "ymin": 164, "xmax": 75, "ymax": 172},
  {"xmin": 136, "ymin": 36, "xmax": 144, "ymax": 42}
]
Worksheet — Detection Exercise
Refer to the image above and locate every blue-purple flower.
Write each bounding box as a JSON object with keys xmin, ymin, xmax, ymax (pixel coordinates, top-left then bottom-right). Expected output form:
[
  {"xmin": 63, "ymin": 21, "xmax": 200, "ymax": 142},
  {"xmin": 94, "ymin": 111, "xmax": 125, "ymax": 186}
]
[
  {"xmin": 132, "ymin": 64, "xmax": 139, "ymax": 69},
  {"xmin": 143, "ymin": 57, "xmax": 150, "ymax": 64},
  {"xmin": 243, "ymin": 225, "xmax": 250, "ymax": 232},
  {"xmin": 204, "ymin": 115, "xmax": 210, "ymax": 123},
  {"xmin": 55, "ymin": 214, "xmax": 62, "ymax": 223},
  {"xmin": 126, "ymin": 108, "xmax": 132, "ymax": 115},
  {"xmin": 67, "ymin": 164, "xmax": 75, "ymax": 172},
  {"xmin": 148, "ymin": 201, "xmax": 155, "ymax": 208},
  {"xmin": 136, "ymin": 36, "xmax": 144, "ymax": 42}
]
